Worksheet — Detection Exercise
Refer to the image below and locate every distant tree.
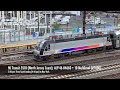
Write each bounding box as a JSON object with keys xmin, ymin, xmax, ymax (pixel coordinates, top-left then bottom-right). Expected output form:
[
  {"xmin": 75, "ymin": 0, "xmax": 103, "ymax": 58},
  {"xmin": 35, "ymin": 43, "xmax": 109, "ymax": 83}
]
[{"xmin": 51, "ymin": 21, "xmax": 61, "ymax": 31}]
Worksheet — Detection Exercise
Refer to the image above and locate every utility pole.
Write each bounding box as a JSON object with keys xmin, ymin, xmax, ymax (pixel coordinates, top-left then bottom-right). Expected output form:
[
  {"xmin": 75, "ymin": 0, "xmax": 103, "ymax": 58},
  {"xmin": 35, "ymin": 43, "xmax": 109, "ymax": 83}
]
[
  {"xmin": 50, "ymin": 11, "xmax": 52, "ymax": 33},
  {"xmin": 82, "ymin": 11, "xmax": 86, "ymax": 35},
  {"xmin": 38, "ymin": 11, "xmax": 40, "ymax": 34}
]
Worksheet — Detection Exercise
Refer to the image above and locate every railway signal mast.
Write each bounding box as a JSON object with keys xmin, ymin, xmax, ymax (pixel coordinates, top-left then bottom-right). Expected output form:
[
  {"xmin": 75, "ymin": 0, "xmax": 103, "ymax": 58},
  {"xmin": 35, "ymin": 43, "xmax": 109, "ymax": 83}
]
[{"xmin": 82, "ymin": 11, "xmax": 86, "ymax": 35}]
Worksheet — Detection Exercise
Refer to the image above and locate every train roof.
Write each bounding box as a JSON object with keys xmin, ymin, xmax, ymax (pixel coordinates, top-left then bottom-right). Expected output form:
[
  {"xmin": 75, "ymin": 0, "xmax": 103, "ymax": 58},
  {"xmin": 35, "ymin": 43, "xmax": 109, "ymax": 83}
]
[
  {"xmin": 108, "ymin": 30, "xmax": 120, "ymax": 35},
  {"xmin": 48, "ymin": 34, "xmax": 110, "ymax": 43}
]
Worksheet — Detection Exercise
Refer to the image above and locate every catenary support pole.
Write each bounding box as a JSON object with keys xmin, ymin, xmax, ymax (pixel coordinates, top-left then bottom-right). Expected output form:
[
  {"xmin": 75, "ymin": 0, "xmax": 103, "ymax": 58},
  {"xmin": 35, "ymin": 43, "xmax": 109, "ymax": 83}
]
[{"xmin": 83, "ymin": 11, "xmax": 86, "ymax": 35}]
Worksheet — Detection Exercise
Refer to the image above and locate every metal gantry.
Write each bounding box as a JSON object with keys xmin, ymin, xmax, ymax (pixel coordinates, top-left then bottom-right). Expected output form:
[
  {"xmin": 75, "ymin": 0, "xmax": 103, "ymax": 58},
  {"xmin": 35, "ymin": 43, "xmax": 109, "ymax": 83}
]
[
  {"xmin": 0, "ymin": 11, "xmax": 53, "ymax": 34},
  {"xmin": 0, "ymin": 11, "xmax": 82, "ymax": 43}
]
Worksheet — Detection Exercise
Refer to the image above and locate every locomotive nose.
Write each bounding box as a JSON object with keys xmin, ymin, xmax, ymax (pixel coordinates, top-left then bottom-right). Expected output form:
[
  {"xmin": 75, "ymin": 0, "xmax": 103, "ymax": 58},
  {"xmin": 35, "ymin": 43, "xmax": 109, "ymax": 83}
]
[{"xmin": 33, "ymin": 49, "xmax": 40, "ymax": 56}]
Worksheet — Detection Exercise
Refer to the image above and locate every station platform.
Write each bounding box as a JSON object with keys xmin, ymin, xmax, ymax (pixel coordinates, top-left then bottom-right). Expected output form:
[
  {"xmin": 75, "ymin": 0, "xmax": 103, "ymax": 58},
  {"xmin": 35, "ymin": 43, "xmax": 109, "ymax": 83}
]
[{"xmin": 0, "ymin": 39, "xmax": 38, "ymax": 49}]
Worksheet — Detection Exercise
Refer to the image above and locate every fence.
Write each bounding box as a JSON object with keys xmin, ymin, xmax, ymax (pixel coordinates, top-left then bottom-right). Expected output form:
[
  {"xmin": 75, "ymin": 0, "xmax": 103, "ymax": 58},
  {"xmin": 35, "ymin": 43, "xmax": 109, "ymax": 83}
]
[{"xmin": 0, "ymin": 29, "xmax": 44, "ymax": 44}]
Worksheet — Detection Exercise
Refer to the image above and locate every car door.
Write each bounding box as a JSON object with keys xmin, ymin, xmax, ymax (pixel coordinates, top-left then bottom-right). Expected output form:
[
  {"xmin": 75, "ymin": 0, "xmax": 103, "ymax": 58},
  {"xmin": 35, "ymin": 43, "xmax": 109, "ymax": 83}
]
[{"xmin": 116, "ymin": 36, "xmax": 120, "ymax": 48}]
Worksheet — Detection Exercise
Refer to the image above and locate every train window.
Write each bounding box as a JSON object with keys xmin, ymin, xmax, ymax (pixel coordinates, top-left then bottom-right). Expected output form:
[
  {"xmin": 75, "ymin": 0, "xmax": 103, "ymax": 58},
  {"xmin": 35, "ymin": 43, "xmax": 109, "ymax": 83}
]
[
  {"xmin": 107, "ymin": 37, "xmax": 111, "ymax": 42},
  {"xmin": 45, "ymin": 44, "xmax": 50, "ymax": 51},
  {"xmin": 118, "ymin": 37, "xmax": 119, "ymax": 40},
  {"xmin": 107, "ymin": 37, "xmax": 109, "ymax": 41},
  {"xmin": 48, "ymin": 44, "xmax": 50, "ymax": 51},
  {"xmin": 66, "ymin": 35, "xmax": 69, "ymax": 38},
  {"xmin": 110, "ymin": 34, "xmax": 114, "ymax": 39},
  {"xmin": 37, "ymin": 42, "xmax": 44, "ymax": 49},
  {"xmin": 45, "ymin": 47, "xmax": 48, "ymax": 51}
]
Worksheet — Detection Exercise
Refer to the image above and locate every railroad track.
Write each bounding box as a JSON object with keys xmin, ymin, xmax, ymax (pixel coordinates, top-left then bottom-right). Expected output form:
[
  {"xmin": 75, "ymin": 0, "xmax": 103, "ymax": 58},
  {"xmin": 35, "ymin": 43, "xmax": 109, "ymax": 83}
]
[
  {"xmin": 1, "ymin": 50, "xmax": 33, "ymax": 56},
  {"xmin": 42, "ymin": 63, "xmax": 120, "ymax": 79},
  {"xmin": 2, "ymin": 53, "xmax": 120, "ymax": 79},
  {"xmin": 6, "ymin": 59, "xmax": 120, "ymax": 79},
  {"xmin": 1, "ymin": 51, "xmax": 118, "ymax": 65},
  {"xmin": 1, "ymin": 50, "xmax": 33, "ymax": 60},
  {"xmin": 37, "ymin": 52, "xmax": 120, "ymax": 79},
  {"xmin": 1, "ymin": 50, "xmax": 33, "ymax": 55},
  {"xmin": 0, "ymin": 49, "xmax": 120, "ymax": 79},
  {"xmin": 0, "ymin": 47, "xmax": 118, "ymax": 62},
  {"xmin": 1, "ymin": 49, "xmax": 120, "ymax": 65},
  {"xmin": 95, "ymin": 73, "xmax": 120, "ymax": 79},
  {"xmin": 0, "ymin": 50, "xmax": 34, "ymax": 65}
]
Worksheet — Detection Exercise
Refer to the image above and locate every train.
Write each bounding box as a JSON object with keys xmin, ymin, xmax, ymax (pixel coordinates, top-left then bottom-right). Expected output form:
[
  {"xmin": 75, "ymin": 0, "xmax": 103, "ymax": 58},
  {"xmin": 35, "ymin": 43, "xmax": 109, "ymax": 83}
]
[{"xmin": 33, "ymin": 30, "xmax": 120, "ymax": 61}]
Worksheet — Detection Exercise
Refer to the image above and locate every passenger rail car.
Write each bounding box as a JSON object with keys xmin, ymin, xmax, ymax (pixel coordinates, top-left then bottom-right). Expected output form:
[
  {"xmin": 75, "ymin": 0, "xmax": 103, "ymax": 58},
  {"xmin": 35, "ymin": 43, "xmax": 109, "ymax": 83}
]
[
  {"xmin": 109, "ymin": 30, "xmax": 120, "ymax": 48},
  {"xmin": 33, "ymin": 33, "xmax": 114, "ymax": 61}
]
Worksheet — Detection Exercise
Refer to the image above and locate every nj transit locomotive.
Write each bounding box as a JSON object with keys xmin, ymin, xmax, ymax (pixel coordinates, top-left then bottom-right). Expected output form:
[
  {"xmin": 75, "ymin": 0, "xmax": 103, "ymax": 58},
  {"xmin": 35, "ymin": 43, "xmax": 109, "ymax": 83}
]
[{"xmin": 33, "ymin": 30, "xmax": 120, "ymax": 61}]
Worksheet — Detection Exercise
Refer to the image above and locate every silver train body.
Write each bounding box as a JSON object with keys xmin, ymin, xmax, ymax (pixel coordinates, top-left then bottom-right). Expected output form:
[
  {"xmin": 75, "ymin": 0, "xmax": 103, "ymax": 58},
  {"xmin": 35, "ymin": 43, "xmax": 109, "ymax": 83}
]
[{"xmin": 33, "ymin": 32, "xmax": 119, "ymax": 60}]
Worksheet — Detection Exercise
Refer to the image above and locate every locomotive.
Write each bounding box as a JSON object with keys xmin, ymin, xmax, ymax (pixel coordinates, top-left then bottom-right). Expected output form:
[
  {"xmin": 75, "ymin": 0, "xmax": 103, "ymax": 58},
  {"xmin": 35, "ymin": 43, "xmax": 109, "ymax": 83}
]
[{"xmin": 33, "ymin": 30, "xmax": 120, "ymax": 61}]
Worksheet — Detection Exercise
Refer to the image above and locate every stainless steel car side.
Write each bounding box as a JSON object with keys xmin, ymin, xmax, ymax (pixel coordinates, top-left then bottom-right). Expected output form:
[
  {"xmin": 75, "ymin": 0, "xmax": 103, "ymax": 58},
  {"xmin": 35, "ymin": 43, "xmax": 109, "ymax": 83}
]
[{"xmin": 33, "ymin": 33, "xmax": 115, "ymax": 61}]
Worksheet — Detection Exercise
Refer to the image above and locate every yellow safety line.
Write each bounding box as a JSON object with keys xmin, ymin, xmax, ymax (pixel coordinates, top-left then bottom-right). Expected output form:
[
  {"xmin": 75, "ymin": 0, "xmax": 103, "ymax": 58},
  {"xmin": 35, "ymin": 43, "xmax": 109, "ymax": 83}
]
[{"xmin": 0, "ymin": 42, "xmax": 37, "ymax": 49}]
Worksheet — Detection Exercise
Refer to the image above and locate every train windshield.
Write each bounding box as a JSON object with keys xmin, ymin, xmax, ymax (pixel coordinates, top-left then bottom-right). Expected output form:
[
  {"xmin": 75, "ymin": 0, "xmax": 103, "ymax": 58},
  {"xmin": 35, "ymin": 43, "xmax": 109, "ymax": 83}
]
[{"xmin": 36, "ymin": 41, "xmax": 44, "ymax": 49}]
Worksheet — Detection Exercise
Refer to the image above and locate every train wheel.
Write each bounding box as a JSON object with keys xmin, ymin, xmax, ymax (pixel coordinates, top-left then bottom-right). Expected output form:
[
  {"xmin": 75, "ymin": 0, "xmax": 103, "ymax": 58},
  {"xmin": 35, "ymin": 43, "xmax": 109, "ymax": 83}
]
[
  {"xmin": 50, "ymin": 54, "xmax": 55, "ymax": 60},
  {"xmin": 87, "ymin": 49, "xmax": 93, "ymax": 53},
  {"xmin": 92, "ymin": 49, "xmax": 97, "ymax": 53},
  {"xmin": 35, "ymin": 55, "xmax": 48, "ymax": 61},
  {"xmin": 106, "ymin": 46, "xmax": 113, "ymax": 50},
  {"xmin": 69, "ymin": 52, "xmax": 72, "ymax": 56},
  {"xmin": 59, "ymin": 53, "xmax": 65, "ymax": 58},
  {"xmin": 39, "ymin": 56, "xmax": 50, "ymax": 61},
  {"xmin": 36, "ymin": 55, "xmax": 39, "ymax": 59},
  {"xmin": 65, "ymin": 53, "xmax": 69, "ymax": 56},
  {"xmin": 97, "ymin": 47, "xmax": 104, "ymax": 51},
  {"xmin": 34, "ymin": 55, "xmax": 41, "ymax": 61},
  {"xmin": 42, "ymin": 56, "xmax": 49, "ymax": 61}
]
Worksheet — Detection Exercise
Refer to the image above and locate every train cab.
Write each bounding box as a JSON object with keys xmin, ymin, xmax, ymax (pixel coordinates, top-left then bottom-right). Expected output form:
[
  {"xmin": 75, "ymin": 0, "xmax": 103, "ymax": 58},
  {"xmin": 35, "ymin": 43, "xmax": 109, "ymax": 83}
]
[
  {"xmin": 108, "ymin": 30, "xmax": 120, "ymax": 48},
  {"xmin": 33, "ymin": 39, "xmax": 53, "ymax": 60}
]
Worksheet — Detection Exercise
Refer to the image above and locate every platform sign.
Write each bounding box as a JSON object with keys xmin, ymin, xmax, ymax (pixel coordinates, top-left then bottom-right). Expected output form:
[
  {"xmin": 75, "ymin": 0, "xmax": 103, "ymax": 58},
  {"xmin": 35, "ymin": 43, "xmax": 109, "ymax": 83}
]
[
  {"xmin": 72, "ymin": 28, "xmax": 80, "ymax": 33},
  {"xmin": 32, "ymin": 32, "xmax": 37, "ymax": 38}
]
